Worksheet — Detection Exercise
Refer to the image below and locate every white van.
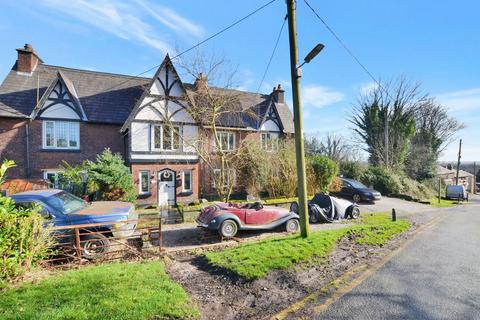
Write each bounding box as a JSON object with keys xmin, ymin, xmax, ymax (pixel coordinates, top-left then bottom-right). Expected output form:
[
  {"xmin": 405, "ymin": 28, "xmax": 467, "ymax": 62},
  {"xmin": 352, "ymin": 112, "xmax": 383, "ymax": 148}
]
[{"xmin": 445, "ymin": 185, "xmax": 468, "ymax": 201}]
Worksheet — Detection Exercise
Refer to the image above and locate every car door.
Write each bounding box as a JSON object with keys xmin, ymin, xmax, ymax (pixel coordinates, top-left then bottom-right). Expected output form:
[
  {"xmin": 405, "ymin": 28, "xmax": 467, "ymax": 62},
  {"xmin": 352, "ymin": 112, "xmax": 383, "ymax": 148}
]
[{"xmin": 245, "ymin": 206, "xmax": 276, "ymax": 225}]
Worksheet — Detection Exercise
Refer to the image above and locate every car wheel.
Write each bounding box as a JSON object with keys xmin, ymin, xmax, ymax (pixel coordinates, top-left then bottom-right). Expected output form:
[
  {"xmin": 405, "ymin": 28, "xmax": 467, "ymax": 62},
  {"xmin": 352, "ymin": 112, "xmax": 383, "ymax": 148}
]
[
  {"xmin": 81, "ymin": 233, "xmax": 110, "ymax": 260},
  {"xmin": 352, "ymin": 193, "xmax": 361, "ymax": 203},
  {"xmin": 290, "ymin": 201, "xmax": 299, "ymax": 213},
  {"xmin": 285, "ymin": 219, "xmax": 300, "ymax": 233},
  {"xmin": 219, "ymin": 220, "xmax": 238, "ymax": 238},
  {"xmin": 349, "ymin": 207, "xmax": 360, "ymax": 219}
]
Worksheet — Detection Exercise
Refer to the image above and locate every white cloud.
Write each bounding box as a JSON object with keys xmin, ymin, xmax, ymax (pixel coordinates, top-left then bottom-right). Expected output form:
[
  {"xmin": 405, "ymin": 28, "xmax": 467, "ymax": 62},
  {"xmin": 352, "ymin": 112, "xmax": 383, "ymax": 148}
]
[
  {"xmin": 437, "ymin": 87, "xmax": 480, "ymax": 112},
  {"xmin": 38, "ymin": 0, "xmax": 204, "ymax": 53},
  {"xmin": 301, "ymin": 84, "xmax": 345, "ymax": 108}
]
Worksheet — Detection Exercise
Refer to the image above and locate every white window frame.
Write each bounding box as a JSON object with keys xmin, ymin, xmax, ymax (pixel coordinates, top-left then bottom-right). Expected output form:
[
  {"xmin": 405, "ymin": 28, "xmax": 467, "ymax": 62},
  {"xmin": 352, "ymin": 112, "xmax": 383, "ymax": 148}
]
[
  {"xmin": 182, "ymin": 170, "xmax": 193, "ymax": 193},
  {"xmin": 42, "ymin": 120, "xmax": 80, "ymax": 150},
  {"xmin": 216, "ymin": 131, "xmax": 236, "ymax": 152},
  {"xmin": 261, "ymin": 132, "xmax": 279, "ymax": 151},
  {"xmin": 151, "ymin": 124, "xmax": 182, "ymax": 151},
  {"xmin": 43, "ymin": 170, "xmax": 62, "ymax": 188},
  {"xmin": 212, "ymin": 169, "xmax": 236, "ymax": 189},
  {"xmin": 139, "ymin": 170, "xmax": 150, "ymax": 194}
]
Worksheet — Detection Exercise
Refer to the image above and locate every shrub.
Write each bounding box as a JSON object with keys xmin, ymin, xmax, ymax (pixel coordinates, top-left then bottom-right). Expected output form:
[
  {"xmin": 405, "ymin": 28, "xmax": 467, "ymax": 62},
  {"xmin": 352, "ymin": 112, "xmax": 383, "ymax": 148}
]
[
  {"xmin": 308, "ymin": 155, "xmax": 339, "ymax": 193},
  {"xmin": 0, "ymin": 161, "xmax": 51, "ymax": 286},
  {"xmin": 60, "ymin": 149, "xmax": 136, "ymax": 203},
  {"xmin": 339, "ymin": 161, "xmax": 366, "ymax": 180}
]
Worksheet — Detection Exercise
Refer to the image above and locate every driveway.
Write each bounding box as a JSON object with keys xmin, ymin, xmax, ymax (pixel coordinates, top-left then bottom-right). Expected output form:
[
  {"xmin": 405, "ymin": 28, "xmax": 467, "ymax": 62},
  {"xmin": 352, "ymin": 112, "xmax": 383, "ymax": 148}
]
[
  {"xmin": 312, "ymin": 198, "xmax": 480, "ymax": 319},
  {"xmin": 358, "ymin": 196, "xmax": 431, "ymax": 215}
]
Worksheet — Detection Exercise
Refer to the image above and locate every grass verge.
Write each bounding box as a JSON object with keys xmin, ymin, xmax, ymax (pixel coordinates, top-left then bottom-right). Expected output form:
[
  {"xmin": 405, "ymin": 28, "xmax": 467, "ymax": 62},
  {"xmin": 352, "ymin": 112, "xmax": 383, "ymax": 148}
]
[
  {"xmin": 0, "ymin": 261, "xmax": 198, "ymax": 320},
  {"xmin": 204, "ymin": 213, "xmax": 410, "ymax": 280},
  {"xmin": 429, "ymin": 198, "xmax": 456, "ymax": 208}
]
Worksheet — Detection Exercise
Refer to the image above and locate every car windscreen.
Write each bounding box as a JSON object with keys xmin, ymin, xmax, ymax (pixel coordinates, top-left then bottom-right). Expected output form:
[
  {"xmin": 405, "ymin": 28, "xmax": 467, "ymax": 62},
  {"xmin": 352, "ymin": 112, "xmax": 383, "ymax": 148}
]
[
  {"xmin": 43, "ymin": 191, "xmax": 87, "ymax": 214},
  {"xmin": 347, "ymin": 180, "xmax": 368, "ymax": 189}
]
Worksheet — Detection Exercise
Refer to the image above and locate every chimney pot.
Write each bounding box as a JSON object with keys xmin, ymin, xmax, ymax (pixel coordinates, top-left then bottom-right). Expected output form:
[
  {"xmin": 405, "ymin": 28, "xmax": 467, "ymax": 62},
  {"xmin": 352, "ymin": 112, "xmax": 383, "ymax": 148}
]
[
  {"xmin": 194, "ymin": 73, "xmax": 208, "ymax": 92},
  {"xmin": 272, "ymin": 83, "xmax": 285, "ymax": 103}
]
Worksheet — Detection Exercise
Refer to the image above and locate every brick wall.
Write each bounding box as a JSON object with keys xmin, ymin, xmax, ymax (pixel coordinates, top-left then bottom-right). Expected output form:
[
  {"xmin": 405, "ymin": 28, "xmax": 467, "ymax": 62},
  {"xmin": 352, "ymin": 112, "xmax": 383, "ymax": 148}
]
[
  {"xmin": 0, "ymin": 117, "xmax": 125, "ymax": 179},
  {"xmin": 131, "ymin": 162, "xmax": 200, "ymax": 206},
  {"xmin": 0, "ymin": 118, "xmax": 28, "ymax": 178}
]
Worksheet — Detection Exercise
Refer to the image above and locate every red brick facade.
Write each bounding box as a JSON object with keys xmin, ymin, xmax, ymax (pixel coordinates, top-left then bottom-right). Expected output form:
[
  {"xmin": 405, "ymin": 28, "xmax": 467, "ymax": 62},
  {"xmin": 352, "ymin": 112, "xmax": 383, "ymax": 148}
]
[
  {"xmin": 0, "ymin": 118, "xmax": 125, "ymax": 179},
  {"xmin": 131, "ymin": 162, "xmax": 200, "ymax": 206}
]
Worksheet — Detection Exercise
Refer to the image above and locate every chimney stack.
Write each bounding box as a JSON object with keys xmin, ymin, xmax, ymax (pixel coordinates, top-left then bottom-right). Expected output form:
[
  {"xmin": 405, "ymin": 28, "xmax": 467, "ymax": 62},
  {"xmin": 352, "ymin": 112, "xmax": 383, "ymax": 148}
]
[
  {"xmin": 272, "ymin": 84, "xmax": 285, "ymax": 103},
  {"xmin": 15, "ymin": 44, "xmax": 43, "ymax": 74},
  {"xmin": 194, "ymin": 73, "xmax": 208, "ymax": 92}
]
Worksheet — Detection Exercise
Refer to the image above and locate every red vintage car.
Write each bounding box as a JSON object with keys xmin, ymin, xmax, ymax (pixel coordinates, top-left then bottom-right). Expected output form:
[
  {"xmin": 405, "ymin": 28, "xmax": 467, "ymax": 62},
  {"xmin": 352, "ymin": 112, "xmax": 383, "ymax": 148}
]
[{"xmin": 197, "ymin": 202, "xmax": 300, "ymax": 238}]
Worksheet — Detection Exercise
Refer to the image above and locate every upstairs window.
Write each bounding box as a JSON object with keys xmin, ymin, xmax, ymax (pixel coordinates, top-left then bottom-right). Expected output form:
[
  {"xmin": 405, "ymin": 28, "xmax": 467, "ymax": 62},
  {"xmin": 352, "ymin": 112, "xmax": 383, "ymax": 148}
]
[
  {"xmin": 261, "ymin": 132, "xmax": 279, "ymax": 151},
  {"xmin": 212, "ymin": 169, "xmax": 236, "ymax": 189},
  {"xmin": 152, "ymin": 125, "xmax": 181, "ymax": 151},
  {"xmin": 216, "ymin": 131, "xmax": 235, "ymax": 151},
  {"xmin": 43, "ymin": 121, "xmax": 79, "ymax": 150}
]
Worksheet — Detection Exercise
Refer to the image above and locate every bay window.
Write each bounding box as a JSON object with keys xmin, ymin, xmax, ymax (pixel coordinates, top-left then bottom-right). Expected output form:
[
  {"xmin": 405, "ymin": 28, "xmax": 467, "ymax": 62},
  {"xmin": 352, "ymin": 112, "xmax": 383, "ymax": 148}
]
[{"xmin": 43, "ymin": 121, "xmax": 79, "ymax": 150}]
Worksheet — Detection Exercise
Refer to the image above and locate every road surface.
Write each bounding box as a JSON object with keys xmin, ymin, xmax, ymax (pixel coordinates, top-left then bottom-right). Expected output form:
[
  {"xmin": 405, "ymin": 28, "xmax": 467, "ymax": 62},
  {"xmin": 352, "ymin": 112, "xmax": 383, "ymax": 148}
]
[{"xmin": 315, "ymin": 200, "xmax": 480, "ymax": 319}]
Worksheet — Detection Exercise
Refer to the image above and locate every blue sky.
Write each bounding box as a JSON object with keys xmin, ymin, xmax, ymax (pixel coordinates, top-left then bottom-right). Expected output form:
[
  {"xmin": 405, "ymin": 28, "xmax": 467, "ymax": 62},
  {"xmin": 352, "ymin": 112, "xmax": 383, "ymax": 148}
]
[{"xmin": 1, "ymin": 0, "xmax": 479, "ymax": 161}]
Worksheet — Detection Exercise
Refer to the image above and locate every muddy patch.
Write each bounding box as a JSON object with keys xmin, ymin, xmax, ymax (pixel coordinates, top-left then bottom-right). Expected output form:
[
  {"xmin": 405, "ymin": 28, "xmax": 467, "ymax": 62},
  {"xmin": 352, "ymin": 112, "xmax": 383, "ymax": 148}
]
[{"xmin": 167, "ymin": 221, "xmax": 420, "ymax": 320}]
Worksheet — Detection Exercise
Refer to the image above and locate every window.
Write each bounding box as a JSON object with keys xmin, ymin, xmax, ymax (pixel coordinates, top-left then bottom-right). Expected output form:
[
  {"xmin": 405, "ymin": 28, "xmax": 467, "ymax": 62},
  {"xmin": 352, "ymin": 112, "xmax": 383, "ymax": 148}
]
[
  {"xmin": 182, "ymin": 170, "xmax": 192, "ymax": 192},
  {"xmin": 261, "ymin": 132, "xmax": 278, "ymax": 151},
  {"xmin": 152, "ymin": 124, "xmax": 182, "ymax": 151},
  {"xmin": 212, "ymin": 169, "xmax": 236, "ymax": 189},
  {"xmin": 43, "ymin": 191, "xmax": 87, "ymax": 215},
  {"xmin": 43, "ymin": 121, "xmax": 79, "ymax": 150},
  {"xmin": 139, "ymin": 171, "xmax": 150, "ymax": 194},
  {"xmin": 43, "ymin": 170, "xmax": 62, "ymax": 188},
  {"xmin": 216, "ymin": 131, "xmax": 235, "ymax": 151}
]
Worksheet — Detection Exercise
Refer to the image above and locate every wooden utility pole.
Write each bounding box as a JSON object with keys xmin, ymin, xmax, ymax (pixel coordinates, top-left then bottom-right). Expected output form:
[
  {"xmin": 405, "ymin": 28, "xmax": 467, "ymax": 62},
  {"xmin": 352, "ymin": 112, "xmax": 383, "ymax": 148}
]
[
  {"xmin": 455, "ymin": 139, "xmax": 462, "ymax": 185},
  {"xmin": 286, "ymin": 0, "xmax": 309, "ymax": 238}
]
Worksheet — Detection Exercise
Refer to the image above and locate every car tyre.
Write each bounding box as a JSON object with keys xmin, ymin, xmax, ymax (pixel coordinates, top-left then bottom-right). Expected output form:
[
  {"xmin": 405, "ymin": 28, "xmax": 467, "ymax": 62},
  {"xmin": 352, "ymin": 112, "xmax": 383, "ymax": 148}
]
[
  {"xmin": 81, "ymin": 233, "xmax": 110, "ymax": 260},
  {"xmin": 352, "ymin": 193, "xmax": 361, "ymax": 203},
  {"xmin": 309, "ymin": 209, "xmax": 319, "ymax": 224},
  {"xmin": 219, "ymin": 220, "xmax": 238, "ymax": 238},
  {"xmin": 349, "ymin": 207, "xmax": 360, "ymax": 219},
  {"xmin": 285, "ymin": 218, "xmax": 300, "ymax": 233}
]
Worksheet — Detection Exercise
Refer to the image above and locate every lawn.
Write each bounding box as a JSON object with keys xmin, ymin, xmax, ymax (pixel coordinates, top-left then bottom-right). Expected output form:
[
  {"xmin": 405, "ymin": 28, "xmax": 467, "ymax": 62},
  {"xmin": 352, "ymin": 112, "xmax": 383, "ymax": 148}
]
[
  {"xmin": 0, "ymin": 261, "xmax": 199, "ymax": 320},
  {"xmin": 429, "ymin": 198, "xmax": 457, "ymax": 208},
  {"xmin": 204, "ymin": 212, "xmax": 410, "ymax": 280}
]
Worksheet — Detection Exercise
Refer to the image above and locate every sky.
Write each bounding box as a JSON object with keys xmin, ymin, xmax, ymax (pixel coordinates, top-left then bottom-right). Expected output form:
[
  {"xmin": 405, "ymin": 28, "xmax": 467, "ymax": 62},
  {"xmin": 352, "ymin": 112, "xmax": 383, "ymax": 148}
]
[{"xmin": 0, "ymin": 0, "xmax": 478, "ymax": 161}]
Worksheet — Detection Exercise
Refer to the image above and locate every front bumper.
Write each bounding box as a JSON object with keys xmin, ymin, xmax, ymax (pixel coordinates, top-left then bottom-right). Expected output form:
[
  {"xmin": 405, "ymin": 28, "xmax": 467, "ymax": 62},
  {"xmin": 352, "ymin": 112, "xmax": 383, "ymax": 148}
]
[{"xmin": 363, "ymin": 194, "xmax": 382, "ymax": 201}]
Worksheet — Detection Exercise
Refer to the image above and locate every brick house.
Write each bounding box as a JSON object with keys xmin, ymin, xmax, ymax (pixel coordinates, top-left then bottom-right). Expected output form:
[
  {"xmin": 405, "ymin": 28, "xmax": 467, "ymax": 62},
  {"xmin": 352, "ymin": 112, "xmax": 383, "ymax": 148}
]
[{"xmin": 0, "ymin": 44, "xmax": 294, "ymax": 206}]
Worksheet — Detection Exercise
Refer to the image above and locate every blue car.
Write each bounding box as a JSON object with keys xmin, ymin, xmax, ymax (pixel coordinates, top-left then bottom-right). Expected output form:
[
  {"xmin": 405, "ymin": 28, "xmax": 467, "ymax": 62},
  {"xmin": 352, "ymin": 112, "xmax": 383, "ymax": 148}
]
[{"xmin": 10, "ymin": 189, "xmax": 138, "ymax": 259}]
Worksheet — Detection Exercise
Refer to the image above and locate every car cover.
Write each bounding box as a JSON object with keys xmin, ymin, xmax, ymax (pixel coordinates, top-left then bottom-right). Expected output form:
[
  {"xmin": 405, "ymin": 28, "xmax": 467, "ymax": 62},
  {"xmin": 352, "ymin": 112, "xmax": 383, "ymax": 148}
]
[{"xmin": 309, "ymin": 194, "xmax": 356, "ymax": 223}]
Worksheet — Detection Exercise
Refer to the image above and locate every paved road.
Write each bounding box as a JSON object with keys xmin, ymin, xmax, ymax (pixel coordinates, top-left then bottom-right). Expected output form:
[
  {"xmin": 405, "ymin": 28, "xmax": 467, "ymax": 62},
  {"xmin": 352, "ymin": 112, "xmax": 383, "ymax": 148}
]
[{"xmin": 316, "ymin": 201, "xmax": 480, "ymax": 320}]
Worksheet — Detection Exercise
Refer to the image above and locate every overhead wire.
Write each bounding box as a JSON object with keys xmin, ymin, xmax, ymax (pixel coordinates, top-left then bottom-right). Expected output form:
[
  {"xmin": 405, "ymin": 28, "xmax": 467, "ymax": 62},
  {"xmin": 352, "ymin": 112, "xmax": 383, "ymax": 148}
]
[{"xmin": 101, "ymin": 0, "xmax": 279, "ymax": 94}]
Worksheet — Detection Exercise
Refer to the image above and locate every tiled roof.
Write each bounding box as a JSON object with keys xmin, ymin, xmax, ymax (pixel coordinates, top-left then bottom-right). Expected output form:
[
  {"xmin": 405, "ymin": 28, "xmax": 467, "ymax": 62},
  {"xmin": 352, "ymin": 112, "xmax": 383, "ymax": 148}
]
[{"xmin": 0, "ymin": 63, "xmax": 294, "ymax": 132}]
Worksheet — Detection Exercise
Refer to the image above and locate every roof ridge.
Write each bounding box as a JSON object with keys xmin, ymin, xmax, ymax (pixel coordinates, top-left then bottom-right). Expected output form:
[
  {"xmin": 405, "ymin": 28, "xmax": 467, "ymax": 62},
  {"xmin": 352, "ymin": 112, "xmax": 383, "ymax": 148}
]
[{"xmin": 41, "ymin": 64, "xmax": 152, "ymax": 81}]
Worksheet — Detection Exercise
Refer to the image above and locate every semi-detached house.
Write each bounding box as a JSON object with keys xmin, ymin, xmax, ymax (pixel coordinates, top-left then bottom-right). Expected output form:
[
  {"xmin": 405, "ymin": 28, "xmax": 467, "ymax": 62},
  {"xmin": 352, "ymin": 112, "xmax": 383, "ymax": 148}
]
[{"xmin": 0, "ymin": 44, "xmax": 294, "ymax": 206}]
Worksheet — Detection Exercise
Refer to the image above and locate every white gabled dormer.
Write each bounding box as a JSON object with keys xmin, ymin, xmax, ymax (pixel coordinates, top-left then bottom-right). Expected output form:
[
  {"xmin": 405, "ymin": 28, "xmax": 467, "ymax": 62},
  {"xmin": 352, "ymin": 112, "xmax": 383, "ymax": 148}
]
[
  {"xmin": 31, "ymin": 71, "xmax": 86, "ymax": 151},
  {"xmin": 122, "ymin": 54, "xmax": 199, "ymax": 162},
  {"xmin": 31, "ymin": 71, "xmax": 87, "ymax": 121}
]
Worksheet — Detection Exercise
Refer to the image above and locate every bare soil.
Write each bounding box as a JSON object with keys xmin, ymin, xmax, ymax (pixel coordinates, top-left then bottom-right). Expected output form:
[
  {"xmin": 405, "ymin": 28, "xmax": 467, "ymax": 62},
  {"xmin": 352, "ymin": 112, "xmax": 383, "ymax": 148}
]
[{"xmin": 166, "ymin": 218, "xmax": 423, "ymax": 320}]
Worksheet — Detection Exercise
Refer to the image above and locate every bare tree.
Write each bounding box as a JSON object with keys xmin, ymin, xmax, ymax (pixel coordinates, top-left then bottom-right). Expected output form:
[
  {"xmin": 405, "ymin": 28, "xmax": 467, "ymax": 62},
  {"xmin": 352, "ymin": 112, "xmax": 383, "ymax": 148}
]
[
  {"xmin": 305, "ymin": 133, "xmax": 362, "ymax": 163},
  {"xmin": 174, "ymin": 52, "xmax": 258, "ymax": 201}
]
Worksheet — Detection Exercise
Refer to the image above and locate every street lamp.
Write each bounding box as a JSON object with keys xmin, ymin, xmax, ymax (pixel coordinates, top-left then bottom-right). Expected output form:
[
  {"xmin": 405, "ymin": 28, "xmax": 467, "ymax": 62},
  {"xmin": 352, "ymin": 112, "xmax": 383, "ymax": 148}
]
[{"xmin": 298, "ymin": 43, "xmax": 325, "ymax": 69}]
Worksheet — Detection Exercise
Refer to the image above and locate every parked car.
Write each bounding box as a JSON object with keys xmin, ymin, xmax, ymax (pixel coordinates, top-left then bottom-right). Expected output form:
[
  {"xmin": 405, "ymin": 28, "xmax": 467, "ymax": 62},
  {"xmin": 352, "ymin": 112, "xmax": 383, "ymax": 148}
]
[
  {"xmin": 336, "ymin": 178, "xmax": 381, "ymax": 203},
  {"xmin": 197, "ymin": 202, "xmax": 300, "ymax": 238},
  {"xmin": 445, "ymin": 185, "xmax": 468, "ymax": 201},
  {"xmin": 10, "ymin": 189, "xmax": 138, "ymax": 259},
  {"xmin": 290, "ymin": 193, "xmax": 360, "ymax": 223}
]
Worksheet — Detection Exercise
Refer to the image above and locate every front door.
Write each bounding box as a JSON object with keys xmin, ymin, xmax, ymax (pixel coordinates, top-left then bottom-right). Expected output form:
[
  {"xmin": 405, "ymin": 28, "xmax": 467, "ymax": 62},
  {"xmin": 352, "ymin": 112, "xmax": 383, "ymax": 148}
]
[{"xmin": 158, "ymin": 170, "xmax": 175, "ymax": 207}]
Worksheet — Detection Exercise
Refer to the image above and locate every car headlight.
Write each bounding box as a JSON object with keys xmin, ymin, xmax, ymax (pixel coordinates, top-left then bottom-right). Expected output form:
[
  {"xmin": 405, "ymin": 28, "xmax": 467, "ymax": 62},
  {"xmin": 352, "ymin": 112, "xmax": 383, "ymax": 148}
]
[{"xmin": 211, "ymin": 219, "xmax": 216, "ymax": 224}]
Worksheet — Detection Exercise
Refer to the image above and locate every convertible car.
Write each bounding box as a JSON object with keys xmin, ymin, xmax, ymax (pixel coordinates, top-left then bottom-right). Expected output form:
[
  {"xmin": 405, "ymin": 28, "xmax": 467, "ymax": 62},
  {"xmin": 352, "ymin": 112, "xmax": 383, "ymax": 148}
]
[
  {"xmin": 290, "ymin": 193, "xmax": 360, "ymax": 223},
  {"xmin": 197, "ymin": 202, "xmax": 300, "ymax": 238}
]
